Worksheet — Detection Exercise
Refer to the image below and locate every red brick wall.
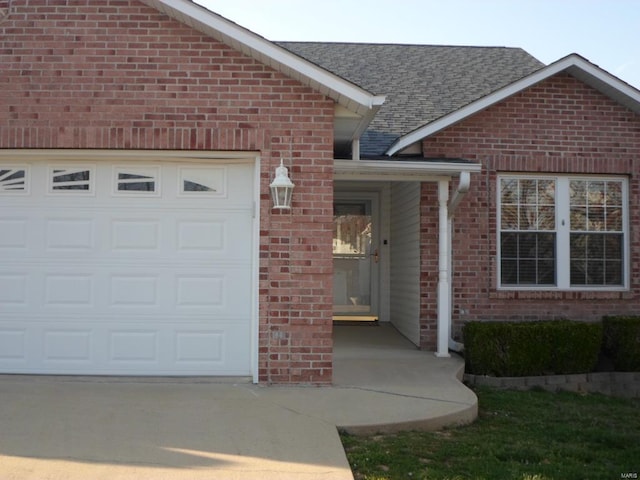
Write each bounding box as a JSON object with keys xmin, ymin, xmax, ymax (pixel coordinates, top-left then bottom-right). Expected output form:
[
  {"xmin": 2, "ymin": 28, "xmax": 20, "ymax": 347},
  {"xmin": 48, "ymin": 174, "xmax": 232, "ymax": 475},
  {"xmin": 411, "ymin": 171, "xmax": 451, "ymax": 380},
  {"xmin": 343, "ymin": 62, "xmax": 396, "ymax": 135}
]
[
  {"xmin": 0, "ymin": 0, "xmax": 334, "ymax": 384},
  {"xmin": 421, "ymin": 74, "xmax": 640, "ymax": 344},
  {"xmin": 419, "ymin": 183, "xmax": 439, "ymax": 349}
]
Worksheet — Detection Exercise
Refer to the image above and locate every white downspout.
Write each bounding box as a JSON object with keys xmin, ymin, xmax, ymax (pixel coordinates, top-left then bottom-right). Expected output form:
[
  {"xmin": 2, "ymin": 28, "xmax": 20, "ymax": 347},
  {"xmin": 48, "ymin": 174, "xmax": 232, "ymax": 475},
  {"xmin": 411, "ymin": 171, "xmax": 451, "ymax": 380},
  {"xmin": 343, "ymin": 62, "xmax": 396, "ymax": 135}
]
[
  {"xmin": 447, "ymin": 172, "xmax": 471, "ymax": 353},
  {"xmin": 436, "ymin": 179, "xmax": 451, "ymax": 357}
]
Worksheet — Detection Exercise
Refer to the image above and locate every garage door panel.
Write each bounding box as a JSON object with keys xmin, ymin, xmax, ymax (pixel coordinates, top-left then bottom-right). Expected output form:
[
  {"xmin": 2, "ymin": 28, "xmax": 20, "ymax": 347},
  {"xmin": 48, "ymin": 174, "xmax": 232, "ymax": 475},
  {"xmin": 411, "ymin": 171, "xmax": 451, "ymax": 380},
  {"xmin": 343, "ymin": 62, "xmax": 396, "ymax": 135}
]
[
  {"xmin": 1, "ymin": 316, "xmax": 251, "ymax": 375},
  {"xmin": 111, "ymin": 219, "xmax": 161, "ymax": 252},
  {"xmin": 176, "ymin": 219, "xmax": 225, "ymax": 252},
  {"xmin": 172, "ymin": 324, "xmax": 251, "ymax": 373},
  {"xmin": 5, "ymin": 266, "xmax": 252, "ymax": 316},
  {"xmin": 173, "ymin": 267, "xmax": 252, "ymax": 314},
  {"xmin": 0, "ymin": 160, "xmax": 255, "ymax": 376},
  {"xmin": 0, "ymin": 217, "xmax": 28, "ymax": 249},
  {"xmin": 43, "ymin": 329, "xmax": 93, "ymax": 363},
  {"xmin": 176, "ymin": 275, "xmax": 224, "ymax": 307},
  {"xmin": 44, "ymin": 274, "xmax": 94, "ymax": 306},
  {"xmin": 0, "ymin": 329, "xmax": 27, "ymax": 363},
  {"xmin": 109, "ymin": 275, "xmax": 160, "ymax": 307},
  {"xmin": 174, "ymin": 214, "xmax": 252, "ymax": 259},
  {"xmin": 0, "ymin": 274, "xmax": 28, "ymax": 306},
  {"xmin": 45, "ymin": 218, "xmax": 95, "ymax": 251},
  {"xmin": 109, "ymin": 330, "xmax": 159, "ymax": 363}
]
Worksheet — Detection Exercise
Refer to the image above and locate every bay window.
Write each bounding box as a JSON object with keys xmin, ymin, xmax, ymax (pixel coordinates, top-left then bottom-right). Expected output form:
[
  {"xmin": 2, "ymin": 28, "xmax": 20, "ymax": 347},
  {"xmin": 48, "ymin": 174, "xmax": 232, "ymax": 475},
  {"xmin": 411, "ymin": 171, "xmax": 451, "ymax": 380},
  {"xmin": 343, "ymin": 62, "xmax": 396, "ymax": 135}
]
[{"xmin": 498, "ymin": 175, "xmax": 628, "ymax": 289}]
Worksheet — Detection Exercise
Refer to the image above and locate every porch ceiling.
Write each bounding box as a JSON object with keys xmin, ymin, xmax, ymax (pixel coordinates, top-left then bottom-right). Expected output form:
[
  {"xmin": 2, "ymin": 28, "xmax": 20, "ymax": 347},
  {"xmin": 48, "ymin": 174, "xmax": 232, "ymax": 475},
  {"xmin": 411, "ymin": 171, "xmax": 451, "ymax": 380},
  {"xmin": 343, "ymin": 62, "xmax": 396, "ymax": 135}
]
[{"xmin": 333, "ymin": 158, "xmax": 482, "ymax": 181}]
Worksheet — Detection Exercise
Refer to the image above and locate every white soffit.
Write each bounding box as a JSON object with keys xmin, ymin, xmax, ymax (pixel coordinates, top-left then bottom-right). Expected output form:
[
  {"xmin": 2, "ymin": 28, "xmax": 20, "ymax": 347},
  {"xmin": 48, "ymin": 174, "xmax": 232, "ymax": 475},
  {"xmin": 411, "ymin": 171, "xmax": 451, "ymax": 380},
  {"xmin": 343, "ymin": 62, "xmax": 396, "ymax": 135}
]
[
  {"xmin": 141, "ymin": 0, "xmax": 385, "ymax": 117},
  {"xmin": 386, "ymin": 54, "xmax": 640, "ymax": 156},
  {"xmin": 333, "ymin": 159, "xmax": 481, "ymax": 182}
]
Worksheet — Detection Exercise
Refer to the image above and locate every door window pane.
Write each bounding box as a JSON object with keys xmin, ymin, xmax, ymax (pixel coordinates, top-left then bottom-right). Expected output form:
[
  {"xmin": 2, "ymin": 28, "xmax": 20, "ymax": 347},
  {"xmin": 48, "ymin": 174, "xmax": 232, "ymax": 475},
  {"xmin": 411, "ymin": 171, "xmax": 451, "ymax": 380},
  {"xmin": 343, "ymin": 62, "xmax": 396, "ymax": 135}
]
[{"xmin": 333, "ymin": 202, "xmax": 372, "ymax": 314}]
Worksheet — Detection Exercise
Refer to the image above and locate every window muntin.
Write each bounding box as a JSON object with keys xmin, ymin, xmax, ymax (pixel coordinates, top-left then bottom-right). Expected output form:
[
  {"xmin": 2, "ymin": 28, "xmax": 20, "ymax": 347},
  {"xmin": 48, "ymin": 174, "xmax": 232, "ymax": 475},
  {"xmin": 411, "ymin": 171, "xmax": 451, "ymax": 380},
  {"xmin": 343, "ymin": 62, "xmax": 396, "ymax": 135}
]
[{"xmin": 498, "ymin": 175, "xmax": 627, "ymax": 290}]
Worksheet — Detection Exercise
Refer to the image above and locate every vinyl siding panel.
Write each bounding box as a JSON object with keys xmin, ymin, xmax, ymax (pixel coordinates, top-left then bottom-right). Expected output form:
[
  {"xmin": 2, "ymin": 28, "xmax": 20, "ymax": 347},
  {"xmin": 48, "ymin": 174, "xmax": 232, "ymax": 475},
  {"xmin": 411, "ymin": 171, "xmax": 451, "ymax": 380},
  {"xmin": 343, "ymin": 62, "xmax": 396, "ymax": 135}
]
[{"xmin": 390, "ymin": 182, "xmax": 421, "ymax": 345}]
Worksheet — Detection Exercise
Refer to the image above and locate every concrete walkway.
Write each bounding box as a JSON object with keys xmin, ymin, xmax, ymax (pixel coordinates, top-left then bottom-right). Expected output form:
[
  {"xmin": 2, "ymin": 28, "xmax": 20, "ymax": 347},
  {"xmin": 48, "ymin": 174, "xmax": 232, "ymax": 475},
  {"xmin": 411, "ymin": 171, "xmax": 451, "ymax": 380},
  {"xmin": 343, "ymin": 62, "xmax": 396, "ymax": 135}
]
[{"xmin": 0, "ymin": 324, "xmax": 477, "ymax": 480}]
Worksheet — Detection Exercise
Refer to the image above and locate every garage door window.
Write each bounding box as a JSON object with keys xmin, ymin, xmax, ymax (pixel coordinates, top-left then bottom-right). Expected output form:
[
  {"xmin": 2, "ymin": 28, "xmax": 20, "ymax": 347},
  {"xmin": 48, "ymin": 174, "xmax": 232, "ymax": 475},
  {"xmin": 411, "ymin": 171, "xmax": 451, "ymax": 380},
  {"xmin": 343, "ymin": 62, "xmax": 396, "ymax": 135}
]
[
  {"xmin": 49, "ymin": 166, "xmax": 93, "ymax": 193},
  {"xmin": 179, "ymin": 167, "xmax": 224, "ymax": 195},
  {"xmin": 0, "ymin": 167, "xmax": 28, "ymax": 194},
  {"xmin": 114, "ymin": 166, "xmax": 159, "ymax": 195}
]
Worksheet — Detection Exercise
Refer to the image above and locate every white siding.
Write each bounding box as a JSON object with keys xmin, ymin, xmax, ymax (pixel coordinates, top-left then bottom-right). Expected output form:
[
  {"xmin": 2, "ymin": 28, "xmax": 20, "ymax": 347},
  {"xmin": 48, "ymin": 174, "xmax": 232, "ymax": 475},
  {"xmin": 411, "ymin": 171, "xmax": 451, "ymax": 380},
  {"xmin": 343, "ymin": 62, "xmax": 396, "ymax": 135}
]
[{"xmin": 390, "ymin": 182, "xmax": 421, "ymax": 345}]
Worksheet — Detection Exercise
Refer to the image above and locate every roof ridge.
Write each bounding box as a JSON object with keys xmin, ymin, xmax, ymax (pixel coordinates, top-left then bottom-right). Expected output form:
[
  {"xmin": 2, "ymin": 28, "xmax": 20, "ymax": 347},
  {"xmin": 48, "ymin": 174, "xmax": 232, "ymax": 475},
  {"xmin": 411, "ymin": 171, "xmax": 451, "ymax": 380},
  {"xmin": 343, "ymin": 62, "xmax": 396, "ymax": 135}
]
[{"xmin": 276, "ymin": 41, "xmax": 526, "ymax": 50}]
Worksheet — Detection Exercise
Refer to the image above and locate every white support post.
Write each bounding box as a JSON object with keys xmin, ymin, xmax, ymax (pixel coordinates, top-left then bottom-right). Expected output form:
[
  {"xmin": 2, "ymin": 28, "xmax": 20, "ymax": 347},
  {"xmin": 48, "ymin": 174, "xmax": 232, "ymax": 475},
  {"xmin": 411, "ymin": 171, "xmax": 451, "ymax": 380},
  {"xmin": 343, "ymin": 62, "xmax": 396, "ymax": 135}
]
[
  {"xmin": 352, "ymin": 138, "xmax": 360, "ymax": 161},
  {"xmin": 436, "ymin": 179, "xmax": 451, "ymax": 358}
]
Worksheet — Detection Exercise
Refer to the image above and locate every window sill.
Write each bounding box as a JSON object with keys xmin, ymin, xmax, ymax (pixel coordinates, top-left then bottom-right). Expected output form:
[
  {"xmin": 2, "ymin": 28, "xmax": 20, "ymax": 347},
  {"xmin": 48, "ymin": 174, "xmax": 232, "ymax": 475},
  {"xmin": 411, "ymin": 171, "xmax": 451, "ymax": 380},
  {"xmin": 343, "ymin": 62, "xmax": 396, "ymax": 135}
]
[{"xmin": 490, "ymin": 289, "xmax": 632, "ymax": 301}]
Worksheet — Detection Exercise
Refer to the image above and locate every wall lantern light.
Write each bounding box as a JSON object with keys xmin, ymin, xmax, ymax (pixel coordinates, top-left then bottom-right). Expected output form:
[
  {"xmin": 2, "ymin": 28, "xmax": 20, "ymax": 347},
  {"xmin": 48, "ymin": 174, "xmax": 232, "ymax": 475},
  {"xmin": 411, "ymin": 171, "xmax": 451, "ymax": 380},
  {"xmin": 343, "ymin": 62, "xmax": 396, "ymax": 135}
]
[{"xmin": 269, "ymin": 159, "xmax": 294, "ymax": 209}]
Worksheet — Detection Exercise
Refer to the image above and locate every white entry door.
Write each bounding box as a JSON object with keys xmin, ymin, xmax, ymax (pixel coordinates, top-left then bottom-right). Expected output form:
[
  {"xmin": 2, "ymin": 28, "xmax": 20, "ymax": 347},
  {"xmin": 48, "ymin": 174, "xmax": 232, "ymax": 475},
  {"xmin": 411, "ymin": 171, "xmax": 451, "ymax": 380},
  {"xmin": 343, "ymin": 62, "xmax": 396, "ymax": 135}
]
[
  {"xmin": 332, "ymin": 196, "xmax": 380, "ymax": 319},
  {"xmin": 0, "ymin": 158, "xmax": 255, "ymax": 376}
]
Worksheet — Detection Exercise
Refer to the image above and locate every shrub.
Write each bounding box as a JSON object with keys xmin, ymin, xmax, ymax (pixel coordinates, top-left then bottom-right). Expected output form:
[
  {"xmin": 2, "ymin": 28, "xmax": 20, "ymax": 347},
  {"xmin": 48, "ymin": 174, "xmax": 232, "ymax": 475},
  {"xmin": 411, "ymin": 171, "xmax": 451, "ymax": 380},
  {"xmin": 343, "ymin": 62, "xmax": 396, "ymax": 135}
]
[
  {"xmin": 463, "ymin": 320, "xmax": 602, "ymax": 377},
  {"xmin": 603, "ymin": 316, "xmax": 640, "ymax": 371}
]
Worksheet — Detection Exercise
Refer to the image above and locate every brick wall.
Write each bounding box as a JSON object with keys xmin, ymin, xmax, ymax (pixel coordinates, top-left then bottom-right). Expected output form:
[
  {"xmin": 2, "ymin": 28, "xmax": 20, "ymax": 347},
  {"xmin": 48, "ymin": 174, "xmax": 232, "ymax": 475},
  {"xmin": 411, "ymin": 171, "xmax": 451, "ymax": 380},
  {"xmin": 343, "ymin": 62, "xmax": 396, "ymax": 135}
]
[
  {"xmin": 421, "ymin": 74, "xmax": 640, "ymax": 345},
  {"xmin": 0, "ymin": 0, "xmax": 335, "ymax": 384}
]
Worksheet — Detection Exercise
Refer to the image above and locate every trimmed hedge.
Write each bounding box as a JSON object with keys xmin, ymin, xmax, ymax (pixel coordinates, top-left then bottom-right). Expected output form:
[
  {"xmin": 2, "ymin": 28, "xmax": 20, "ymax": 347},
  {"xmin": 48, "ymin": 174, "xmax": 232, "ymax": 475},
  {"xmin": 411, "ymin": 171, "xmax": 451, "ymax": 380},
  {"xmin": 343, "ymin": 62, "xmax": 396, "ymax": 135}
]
[
  {"xmin": 463, "ymin": 320, "xmax": 602, "ymax": 377},
  {"xmin": 603, "ymin": 316, "xmax": 640, "ymax": 372}
]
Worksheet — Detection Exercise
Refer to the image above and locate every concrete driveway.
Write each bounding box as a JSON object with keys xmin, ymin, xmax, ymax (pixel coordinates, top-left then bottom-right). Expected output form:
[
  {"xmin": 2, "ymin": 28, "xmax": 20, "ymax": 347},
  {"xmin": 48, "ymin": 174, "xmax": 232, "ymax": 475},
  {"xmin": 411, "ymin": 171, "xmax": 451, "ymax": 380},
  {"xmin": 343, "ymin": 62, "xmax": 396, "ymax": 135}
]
[
  {"xmin": 0, "ymin": 325, "xmax": 477, "ymax": 480},
  {"xmin": 0, "ymin": 377, "xmax": 353, "ymax": 480}
]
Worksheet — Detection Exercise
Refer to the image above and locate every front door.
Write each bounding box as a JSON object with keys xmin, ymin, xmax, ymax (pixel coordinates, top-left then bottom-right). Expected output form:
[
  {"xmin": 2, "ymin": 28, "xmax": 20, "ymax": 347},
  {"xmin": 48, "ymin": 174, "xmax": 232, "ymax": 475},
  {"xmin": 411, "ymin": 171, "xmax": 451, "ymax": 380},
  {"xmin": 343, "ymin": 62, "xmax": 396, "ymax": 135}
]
[{"xmin": 332, "ymin": 198, "xmax": 379, "ymax": 319}]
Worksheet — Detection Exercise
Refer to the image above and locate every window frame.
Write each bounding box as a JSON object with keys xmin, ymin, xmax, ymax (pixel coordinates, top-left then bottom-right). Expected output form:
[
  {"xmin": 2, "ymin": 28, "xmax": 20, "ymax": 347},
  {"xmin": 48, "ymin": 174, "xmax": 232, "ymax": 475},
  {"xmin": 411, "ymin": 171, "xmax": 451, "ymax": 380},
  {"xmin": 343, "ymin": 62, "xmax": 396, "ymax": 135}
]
[{"xmin": 497, "ymin": 174, "xmax": 629, "ymax": 291}]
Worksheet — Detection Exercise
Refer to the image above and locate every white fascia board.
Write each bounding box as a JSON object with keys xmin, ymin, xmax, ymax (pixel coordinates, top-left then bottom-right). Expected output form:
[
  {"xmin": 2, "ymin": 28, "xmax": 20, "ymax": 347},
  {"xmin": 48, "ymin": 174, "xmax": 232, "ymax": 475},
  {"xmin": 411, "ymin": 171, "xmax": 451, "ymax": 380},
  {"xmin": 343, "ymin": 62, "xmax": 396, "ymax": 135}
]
[
  {"xmin": 146, "ymin": 1, "xmax": 385, "ymax": 116},
  {"xmin": 334, "ymin": 159, "xmax": 481, "ymax": 182},
  {"xmin": 386, "ymin": 54, "xmax": 640, "ymax": 156}
]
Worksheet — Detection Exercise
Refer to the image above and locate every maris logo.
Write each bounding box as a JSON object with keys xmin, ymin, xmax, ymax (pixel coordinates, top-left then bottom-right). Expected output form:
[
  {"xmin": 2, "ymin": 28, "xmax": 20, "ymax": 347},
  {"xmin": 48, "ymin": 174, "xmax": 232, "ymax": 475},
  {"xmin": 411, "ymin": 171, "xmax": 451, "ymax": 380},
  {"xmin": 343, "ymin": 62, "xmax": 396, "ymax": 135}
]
[{"xmin": 621, "ymin": 474, "xmax": 638, "ymax": 479}]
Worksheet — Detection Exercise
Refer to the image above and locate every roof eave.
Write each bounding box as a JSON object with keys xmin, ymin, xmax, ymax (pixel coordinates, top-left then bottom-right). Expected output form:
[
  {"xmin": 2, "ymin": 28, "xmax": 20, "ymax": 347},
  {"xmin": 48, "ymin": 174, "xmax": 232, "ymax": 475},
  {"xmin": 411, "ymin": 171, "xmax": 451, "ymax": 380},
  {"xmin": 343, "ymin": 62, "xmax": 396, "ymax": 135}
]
[
  {"xmin": 385, "ymin": 54, "xmax": 640, "ymax": 156},
  {"xmin": 141, "ymin": 0, "xmax": 385, "ymax": 116},
  {"xmin": 334, "ymin": 158, "xmax": 482, "ymax": 181}
]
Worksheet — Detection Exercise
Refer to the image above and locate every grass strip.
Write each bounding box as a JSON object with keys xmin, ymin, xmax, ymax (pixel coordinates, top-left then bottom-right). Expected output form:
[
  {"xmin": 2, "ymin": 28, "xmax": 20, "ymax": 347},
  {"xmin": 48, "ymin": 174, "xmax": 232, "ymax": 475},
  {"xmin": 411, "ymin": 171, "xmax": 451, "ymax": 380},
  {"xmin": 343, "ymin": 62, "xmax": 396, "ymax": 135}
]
[{"xmin": 341, "ymin": 387, "xmax": 640, "ymax": 480}]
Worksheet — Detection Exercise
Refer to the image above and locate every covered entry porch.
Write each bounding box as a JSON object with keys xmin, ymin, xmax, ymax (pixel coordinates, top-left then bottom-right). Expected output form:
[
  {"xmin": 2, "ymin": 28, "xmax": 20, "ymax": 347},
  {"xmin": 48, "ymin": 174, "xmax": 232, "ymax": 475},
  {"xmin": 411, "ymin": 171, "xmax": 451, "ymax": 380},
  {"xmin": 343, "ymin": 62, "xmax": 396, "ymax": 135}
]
[{"xmin": 332, "ymin": 158, "xmax": 481, "ymax": 356}]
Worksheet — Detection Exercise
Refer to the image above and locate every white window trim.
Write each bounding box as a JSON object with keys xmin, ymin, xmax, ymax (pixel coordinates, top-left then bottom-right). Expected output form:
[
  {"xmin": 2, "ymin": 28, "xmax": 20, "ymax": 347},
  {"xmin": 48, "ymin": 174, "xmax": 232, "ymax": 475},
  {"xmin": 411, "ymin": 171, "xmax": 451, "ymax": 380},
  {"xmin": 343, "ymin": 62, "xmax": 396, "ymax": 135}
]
[{"xmin": 497, "ymin": 173, "xmax": 629, "ymax": 291}]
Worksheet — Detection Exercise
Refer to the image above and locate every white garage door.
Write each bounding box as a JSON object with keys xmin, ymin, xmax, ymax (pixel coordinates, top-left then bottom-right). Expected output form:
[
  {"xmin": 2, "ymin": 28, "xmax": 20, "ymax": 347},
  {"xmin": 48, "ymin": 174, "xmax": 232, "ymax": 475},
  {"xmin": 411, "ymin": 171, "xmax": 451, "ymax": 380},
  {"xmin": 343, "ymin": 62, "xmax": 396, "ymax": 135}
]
[{"xmin": 0, "ymin": 158, "xmax": 256, "ymax": 376}]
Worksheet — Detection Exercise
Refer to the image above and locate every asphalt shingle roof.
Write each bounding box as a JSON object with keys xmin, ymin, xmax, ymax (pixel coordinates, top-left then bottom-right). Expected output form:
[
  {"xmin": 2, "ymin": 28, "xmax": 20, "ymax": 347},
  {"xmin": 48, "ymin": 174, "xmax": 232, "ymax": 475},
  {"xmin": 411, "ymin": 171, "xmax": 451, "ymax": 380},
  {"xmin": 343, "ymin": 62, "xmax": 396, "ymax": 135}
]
[{"xmin": 277, "ymin": 42, "xmax": 545, "ymax": 156}]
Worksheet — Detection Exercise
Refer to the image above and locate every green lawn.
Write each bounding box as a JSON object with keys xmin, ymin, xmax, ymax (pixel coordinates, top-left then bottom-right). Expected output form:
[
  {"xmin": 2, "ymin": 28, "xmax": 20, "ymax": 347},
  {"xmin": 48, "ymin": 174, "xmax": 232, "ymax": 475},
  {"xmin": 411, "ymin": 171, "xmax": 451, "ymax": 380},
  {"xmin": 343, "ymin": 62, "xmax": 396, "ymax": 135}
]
[{"xmin": 340, "ymin": 387, "xmax": 640, "ymax": 480}]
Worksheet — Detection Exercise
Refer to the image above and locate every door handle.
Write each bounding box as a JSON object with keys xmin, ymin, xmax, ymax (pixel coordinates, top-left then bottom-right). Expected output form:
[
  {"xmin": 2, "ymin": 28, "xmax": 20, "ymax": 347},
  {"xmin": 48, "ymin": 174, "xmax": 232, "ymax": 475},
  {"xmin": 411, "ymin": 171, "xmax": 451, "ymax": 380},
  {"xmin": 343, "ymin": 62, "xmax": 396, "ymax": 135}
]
[{"xmin": 371, "ymin": 248, "xmax": 379, "ymax": 264}]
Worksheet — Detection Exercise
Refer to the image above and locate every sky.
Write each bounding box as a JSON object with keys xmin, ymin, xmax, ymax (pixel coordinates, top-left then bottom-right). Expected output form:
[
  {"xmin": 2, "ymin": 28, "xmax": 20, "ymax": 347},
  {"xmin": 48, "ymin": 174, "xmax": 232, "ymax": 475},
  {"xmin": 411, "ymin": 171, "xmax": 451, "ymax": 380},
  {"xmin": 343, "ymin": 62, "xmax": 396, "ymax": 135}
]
[{"xmin": 196, "ymin": 0, "xmax": 640, "ymax": 90}]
